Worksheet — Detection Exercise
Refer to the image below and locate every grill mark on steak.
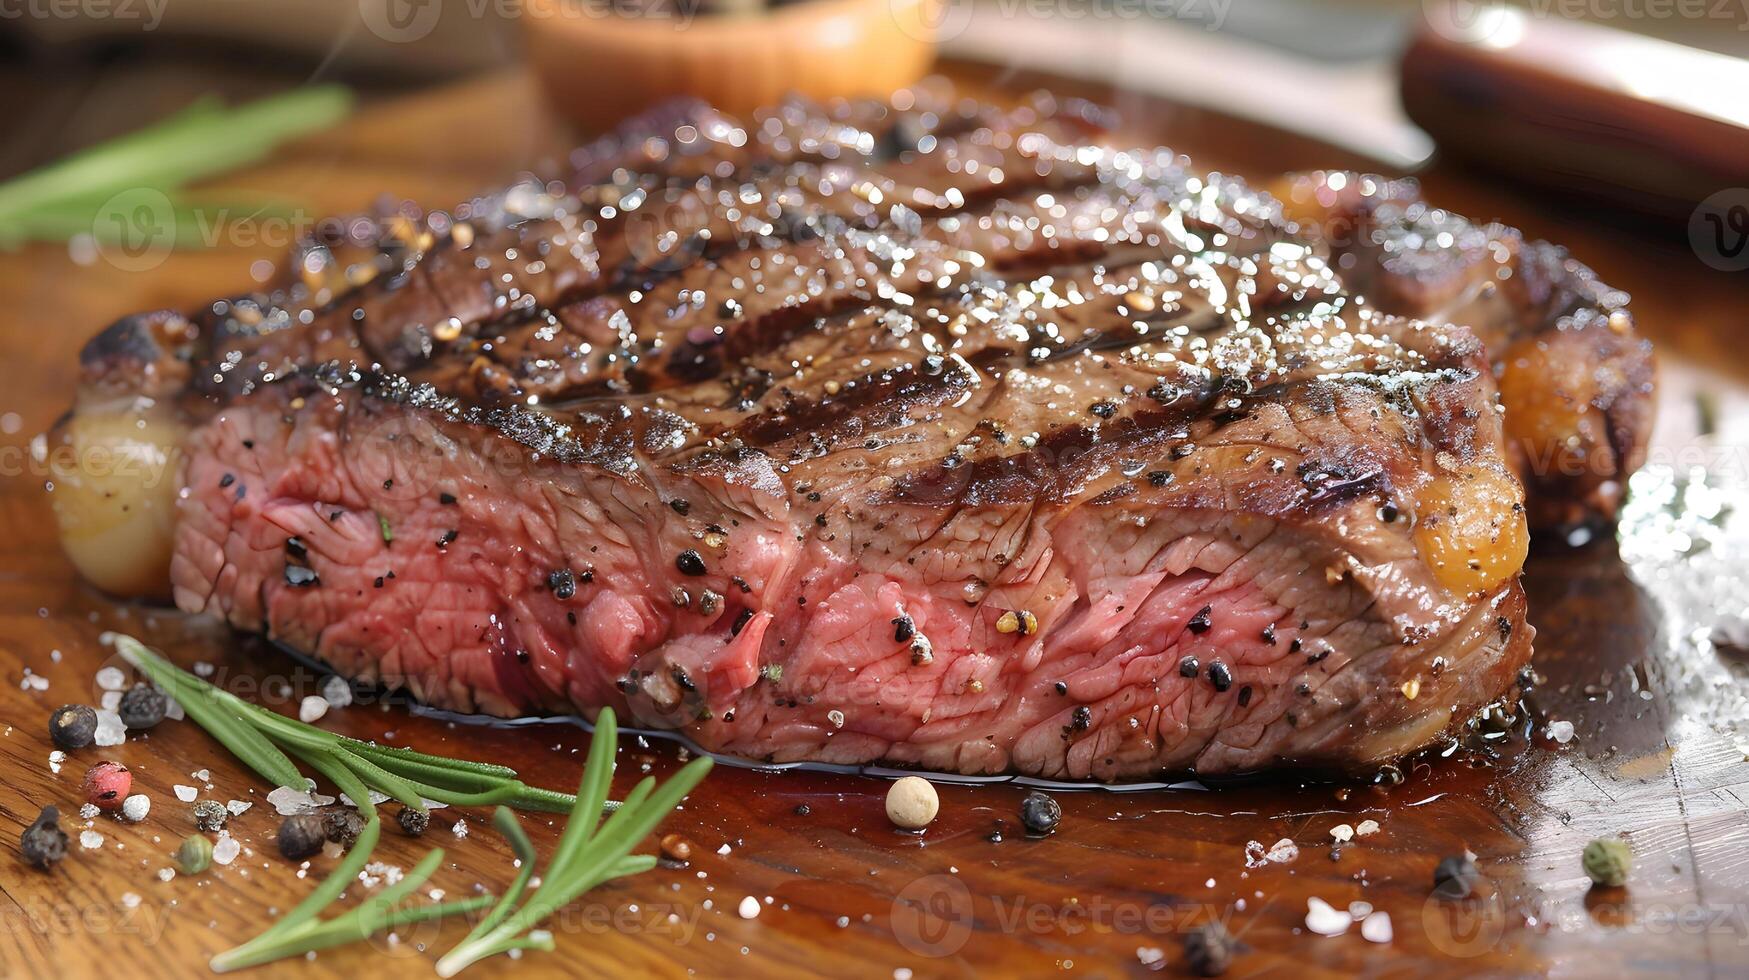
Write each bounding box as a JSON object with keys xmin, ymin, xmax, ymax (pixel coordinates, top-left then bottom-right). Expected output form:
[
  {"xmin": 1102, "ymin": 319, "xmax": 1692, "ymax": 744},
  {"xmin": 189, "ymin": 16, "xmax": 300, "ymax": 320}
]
[{"xmin": 77, "ymin": 88, "xmax": 1593, "ymax": 779}]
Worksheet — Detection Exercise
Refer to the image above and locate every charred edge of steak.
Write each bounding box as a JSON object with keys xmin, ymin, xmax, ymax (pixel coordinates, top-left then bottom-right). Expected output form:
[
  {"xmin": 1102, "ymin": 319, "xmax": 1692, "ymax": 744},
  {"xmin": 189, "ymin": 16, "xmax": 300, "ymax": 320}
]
[{"xmin": 1272, "ymin": 170, "xmax": 1654, "ymax": 528}]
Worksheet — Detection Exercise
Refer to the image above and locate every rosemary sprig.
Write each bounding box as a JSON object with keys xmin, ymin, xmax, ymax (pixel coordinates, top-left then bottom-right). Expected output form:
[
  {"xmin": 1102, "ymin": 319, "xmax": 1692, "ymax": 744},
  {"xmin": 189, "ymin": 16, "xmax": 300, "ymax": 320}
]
[
  {"xmin": 0, "ymin": 86, "xmax": 351, "ymax": 248},
  {"xmin": 112, "ymin": 635, "xmax": 711, "ymax": 974},
  {"xmin": 435, "ymin": 709, "xmax": 713, "ymax": 977},
  {"xmin": 112, "ymin": 634, "xmax": 579, "ymax": 812}
]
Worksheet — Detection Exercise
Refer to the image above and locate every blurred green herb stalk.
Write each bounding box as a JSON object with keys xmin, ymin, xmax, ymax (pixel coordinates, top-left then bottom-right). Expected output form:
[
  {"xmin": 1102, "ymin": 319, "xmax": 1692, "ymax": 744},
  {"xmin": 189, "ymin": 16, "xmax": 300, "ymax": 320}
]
[{"xmin": 0, "ymin": 85, "xmax": 351, "ymax": 254}]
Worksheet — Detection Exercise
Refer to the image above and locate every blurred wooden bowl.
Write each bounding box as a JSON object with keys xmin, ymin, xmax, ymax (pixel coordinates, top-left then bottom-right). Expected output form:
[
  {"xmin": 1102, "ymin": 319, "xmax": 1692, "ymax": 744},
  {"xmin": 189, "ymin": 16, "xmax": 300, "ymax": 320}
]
[{"xmin": 521, "ymin": 0, "xmax": 941, "ymax": 132}]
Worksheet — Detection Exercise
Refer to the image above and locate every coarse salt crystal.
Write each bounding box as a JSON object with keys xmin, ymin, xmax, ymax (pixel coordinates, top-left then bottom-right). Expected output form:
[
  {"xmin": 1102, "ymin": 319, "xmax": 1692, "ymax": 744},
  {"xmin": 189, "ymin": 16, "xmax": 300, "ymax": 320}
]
[
  {"xmin": 213, "ymin": 833, "xmax": 240, "ymax": 865},
  {"xmin": 226, "ymin": 800, "xmax": 252, "ymax": 816},
  {"xmin": 718, "ymin": 844, "xmax": 731, "ymax": 855},
  {"xmin": 80, "ymin": 830, "xmax": 104, "ymax": 850},
  {"xmin": 1361, "ymin": 911, "xmax": 1393, "ymax": 943},
  {"xmin": 121, "ymin": 892, "xmax": 141, "ymax": 909},
  {"xmin": 1136, "ymin": 947, "xmax": 1165, "ymax": 967},
  {"xmin": 48, "ymin": 750, "xmax": 64, "ymax": 774},
  {"xmin": 1355, "ymin": 819, "xmax": 1380, "ymax": 837},
  {"xmin": 1266, "ymin": 838, "xmax": 1299, "ymax": 863},
  {"xmin": 95, "ymin": 666, "xmax": 127, "ymax": 691},
  {"xmin": 157, "ymin": 867, "xmax": 176, "ymax": 883},
  {"xmin": 1330, "ymin": 824, "xmax": 1354, "ymax": 843},
  {"xmin": 452, "ymin": 819, "xmax": 468, "ymax": 839},
  {"xmin": 193, "ymin": 661, "xmax": 215, "ymax": 678},
  {"xmin": 1348, "ymin": 901, "xmax": 1373, "ymax": 918},
  {"xmin": 1547, "ymin": 720, "xmax": 1575, "ymax": 744},
  {"xmin": 298, "ymin": 696, "xmax": 328, "ymax": 723},
  {"xmin": 1304, "ymin": 897, "xmax": 1351, "ymax": 937},
  {"xmin": 174, "ymin": 785, "xmax": 198, "ymax": 803},
  {"xmin": 322, "ymin": 675, "xmax": 353, "ymax": 709},
  {"xmin": 738, "ymin": 896, "xmax": 760, "ymax": 919},
  {"xmin": 101, "ymin": 691, "xmax": 122, "ymax": 711},
  {"xmin": 93, "ymin": 710, "xmax": 126, "ymax": 747},
  {"xmin": 79, "ymin": 803, "xmax": 99, "ymax": 820},
  {"xmin": 192, "ymin": 769, "xmax": 210, "ymax": 782}
]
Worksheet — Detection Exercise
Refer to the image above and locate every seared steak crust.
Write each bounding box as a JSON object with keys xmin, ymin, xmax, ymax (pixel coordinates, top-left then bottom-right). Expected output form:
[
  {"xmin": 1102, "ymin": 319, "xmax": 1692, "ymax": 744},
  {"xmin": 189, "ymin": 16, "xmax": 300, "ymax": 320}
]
[{"xmin": 80, "ymin": 91, "xmax": 1563, "ymax": 778}]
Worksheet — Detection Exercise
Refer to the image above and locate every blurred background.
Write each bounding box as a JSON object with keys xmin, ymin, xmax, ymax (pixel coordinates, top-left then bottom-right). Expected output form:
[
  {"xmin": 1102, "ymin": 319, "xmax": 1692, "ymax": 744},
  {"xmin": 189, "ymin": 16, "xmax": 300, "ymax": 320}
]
[
  {"xmin": 2, "ymin": 0, "xmax": 1745, "ymax": 175},
  {"xmin": 0, "ymin": 0, "xmax": 1745, "ymax": 270}
]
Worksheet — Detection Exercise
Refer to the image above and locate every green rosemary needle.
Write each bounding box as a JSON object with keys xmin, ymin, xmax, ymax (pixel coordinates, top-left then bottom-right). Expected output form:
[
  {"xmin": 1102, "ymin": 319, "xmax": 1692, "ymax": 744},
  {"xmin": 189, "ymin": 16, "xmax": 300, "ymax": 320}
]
[
  {"xmin": 108, "ymin": 636, "xmax": 710, "ymax": 974},
  {"xmin": 435, "ymin": 709, "xmax": 713, "ymax": 977},
  {"xmin": 111, "ymin": 634, "xmax": 581, "ymax": 813}
]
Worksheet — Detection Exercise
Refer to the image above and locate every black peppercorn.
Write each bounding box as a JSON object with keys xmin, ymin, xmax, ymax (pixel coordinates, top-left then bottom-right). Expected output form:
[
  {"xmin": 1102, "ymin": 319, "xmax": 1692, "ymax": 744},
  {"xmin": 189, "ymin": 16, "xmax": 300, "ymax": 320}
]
[
  {"xmin": 396, "ymin": 805, "xmax": 430, "ymax": 836},
  {"xmin": 676, "ymin": 550, "xmax": 707, "ymax": 576},
  {"xmin": 118, "ymin": 683, "xmax": 167, "ymax": 730},
  {"xmin": 793, "ymin": 804, "xmax": 811, "ymax": 816},
  {"xmin": 20, "ymin": 805, "xmax": 68, "ymax": 869},
  {"xmin": 277, "ymin": 813, "xmax": 326, "ymax": 860},
  {"xmin": 1208, "ymin": 661, "xmax": 1232, "ymax": 692},
  {"xmin": 192, "ymin": 800, "xmax": 229, "ymax": 832},
  {"xmin": 547, "ymin": 568, "xmax": 576, "ymax": 600},
  {"xmin": 323, "ymin": 808, "xmax": 366, "ymax": 847},
  {"xmin": 48, "ymin": 704, "xmax": 98, "ymax": 750},
  {"xmin": 1070, "ymin": 705, "xmax": 1092, "ymax": 731},
  {"xmin": 1019, "ymin": 792, "xmax": 1061, "ymax": 835},
  {"xmin": 1433, "ymin": 854, "xmax": 1481, "ymax": 899},
  {"xmin": 1183, "ymin": 921, "xmax": 1235, "ymax": 976},
  {"xmin": 1178, "ymin": 655, "xmax": 1200, "ymax": 678},
  {"xmin": 1187, "ymin": 605, "xmax": 1213, "ymax": 634}
]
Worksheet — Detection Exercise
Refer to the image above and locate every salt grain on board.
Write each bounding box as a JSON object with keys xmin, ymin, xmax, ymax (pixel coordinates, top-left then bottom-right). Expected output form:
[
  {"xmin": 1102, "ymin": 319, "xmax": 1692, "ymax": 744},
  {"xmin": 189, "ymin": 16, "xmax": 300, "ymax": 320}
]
[
  {"xmin": 213, "ymin": 833, "xmax": 240, "ymax": 865},
  {"xmin": 93, "ymin": 710, "xmax": 126, "ymax": 747},
  {"xmin": 321, "ymin": 675, "xmax": 353, "ymax": 709},
  {"xmin": 1361, "ymin": 911, "xmax": 1393, "ymax": 943},
  {"xmin": 95, "ymin": 666, "xmax": 126, "ymax": 691},
  {"xmin": 80, "ymin": 830, "xmax": 104, "ymax": 850},
  {"xmin": 1304, "ymin": 897, "xmax": 1352, "ymax": 937},
  {"xmin": 1266, "ymin": 838, "xmax": 1299, "ymax": 863},
  {"xmin": 298, "ymin": 696, "xmax": 328, "ymax": 723},
  {"xmin": 174, "ymin": 785, "xmax": 198, "ymax": 803},
  {"xmin": 738, "ymin": 896, "xmax": 760, "ymax": 919},
  {"xmin": 1355, "ymin": 819, "xmax": 1380, "ymax": 837}
]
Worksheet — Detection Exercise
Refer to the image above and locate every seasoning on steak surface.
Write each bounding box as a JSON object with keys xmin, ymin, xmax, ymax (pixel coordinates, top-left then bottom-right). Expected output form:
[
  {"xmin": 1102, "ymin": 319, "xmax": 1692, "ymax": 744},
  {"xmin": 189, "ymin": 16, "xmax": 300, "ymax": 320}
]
[{"xmin": 71, "ymin": 87, "xmax": 1656, "ymax": 778}]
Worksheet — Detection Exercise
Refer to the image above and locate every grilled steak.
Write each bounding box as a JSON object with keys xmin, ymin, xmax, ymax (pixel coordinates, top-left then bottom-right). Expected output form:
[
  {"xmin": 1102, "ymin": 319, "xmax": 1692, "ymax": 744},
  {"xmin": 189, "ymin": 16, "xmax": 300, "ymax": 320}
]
[{"xmin": 66, "ymin": 89, "xmax": 1646, "ymax": 779}]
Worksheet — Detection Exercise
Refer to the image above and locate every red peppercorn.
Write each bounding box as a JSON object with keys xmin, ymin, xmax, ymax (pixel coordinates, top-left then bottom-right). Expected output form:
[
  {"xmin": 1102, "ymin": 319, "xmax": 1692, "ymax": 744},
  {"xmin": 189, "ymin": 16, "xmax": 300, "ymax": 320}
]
[{"xmin": 82, "ymin": 761, "xmax": 132, "ymax": 811}]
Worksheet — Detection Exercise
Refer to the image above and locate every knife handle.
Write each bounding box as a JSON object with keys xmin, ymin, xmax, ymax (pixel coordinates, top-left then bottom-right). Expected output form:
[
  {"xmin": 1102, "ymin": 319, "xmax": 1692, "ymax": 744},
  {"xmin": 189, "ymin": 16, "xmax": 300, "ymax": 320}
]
[{"xmin": 1402, "ymin": 2, "xmax": 1749, "ymax": 219}]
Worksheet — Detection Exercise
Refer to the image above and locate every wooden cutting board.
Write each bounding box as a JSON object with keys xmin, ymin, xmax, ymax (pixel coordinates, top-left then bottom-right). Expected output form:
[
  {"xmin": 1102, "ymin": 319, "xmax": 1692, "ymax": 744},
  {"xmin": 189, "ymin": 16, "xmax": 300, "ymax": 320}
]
[{"xmin": 2, "ymin": 66, "xmax": 1747, "ymax": 980}]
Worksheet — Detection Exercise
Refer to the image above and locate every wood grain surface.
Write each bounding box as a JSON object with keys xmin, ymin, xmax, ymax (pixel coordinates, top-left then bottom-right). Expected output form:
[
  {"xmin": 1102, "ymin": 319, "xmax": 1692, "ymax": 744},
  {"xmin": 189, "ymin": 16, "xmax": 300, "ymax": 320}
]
[{"xmin": 2, "ymin": 66, "xmax": 1747, "ymax": 980}]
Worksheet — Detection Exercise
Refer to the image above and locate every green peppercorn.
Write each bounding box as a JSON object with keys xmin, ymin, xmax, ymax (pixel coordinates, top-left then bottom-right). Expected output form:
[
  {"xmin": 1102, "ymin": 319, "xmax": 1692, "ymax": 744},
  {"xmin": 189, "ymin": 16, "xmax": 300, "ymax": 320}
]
[
  {"xmin": 176, "ymin": 834, "xmax": 213, "ymax": 874},
  {"xmin": 1582, "ymin": 838, "xmax": 1632, "ymax": 888}
]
